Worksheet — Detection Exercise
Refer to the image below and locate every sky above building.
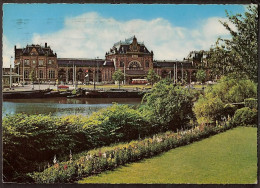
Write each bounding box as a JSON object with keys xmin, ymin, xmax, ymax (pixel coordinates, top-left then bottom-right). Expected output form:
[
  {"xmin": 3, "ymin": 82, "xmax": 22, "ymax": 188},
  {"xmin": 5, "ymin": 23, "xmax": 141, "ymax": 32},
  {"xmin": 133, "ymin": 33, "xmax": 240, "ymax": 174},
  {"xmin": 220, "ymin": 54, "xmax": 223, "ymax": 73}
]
[{"xmin": 3, "ymin": 3, "xmax": 247, "ymax": 67}]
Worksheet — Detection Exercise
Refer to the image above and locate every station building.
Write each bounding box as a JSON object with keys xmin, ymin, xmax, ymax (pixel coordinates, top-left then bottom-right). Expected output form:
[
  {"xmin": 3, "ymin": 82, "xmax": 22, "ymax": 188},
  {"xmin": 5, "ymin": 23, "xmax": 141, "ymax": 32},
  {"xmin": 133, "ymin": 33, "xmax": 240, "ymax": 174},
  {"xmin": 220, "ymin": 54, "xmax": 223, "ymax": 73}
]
[{"xmin": 14, "ymin": 36, "xmax": 209, "ymax": 84}]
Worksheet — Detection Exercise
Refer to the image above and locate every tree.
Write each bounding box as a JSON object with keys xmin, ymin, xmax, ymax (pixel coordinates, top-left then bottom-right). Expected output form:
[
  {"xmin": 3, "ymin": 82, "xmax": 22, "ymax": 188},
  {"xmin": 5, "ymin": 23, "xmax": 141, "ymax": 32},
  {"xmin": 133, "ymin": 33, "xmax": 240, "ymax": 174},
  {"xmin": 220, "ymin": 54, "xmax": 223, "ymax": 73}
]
[
  {"xmin": 142, "ymin": 80, "xmax": 196, "ymax": 131},
  {"xmin": 208, "ymin": 5, "xmax": 258, "ymax": 82},
  {"xmin": 147, "ymin": 69, "xmax": 160, "ymax": 86},
  {"xmin": 196, "ymin": 69, "xmax": 206, "ymax": 84},
  {"xmin": 29, "ymin": 69, "xmax": 36, "ymax": 89},
  {"xmin": 112, "ymin": 69, "xmax": 124, "ymax": 89}
]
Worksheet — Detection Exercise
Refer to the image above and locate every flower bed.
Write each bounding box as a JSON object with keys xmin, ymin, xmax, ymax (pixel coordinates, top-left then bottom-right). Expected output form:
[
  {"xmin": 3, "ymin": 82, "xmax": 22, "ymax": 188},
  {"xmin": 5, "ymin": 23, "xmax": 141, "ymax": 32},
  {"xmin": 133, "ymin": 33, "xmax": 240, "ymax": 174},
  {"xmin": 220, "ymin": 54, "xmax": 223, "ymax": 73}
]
[{"xmin": 30, "ymin": 121, "xmax": 234, "ymax": 183}]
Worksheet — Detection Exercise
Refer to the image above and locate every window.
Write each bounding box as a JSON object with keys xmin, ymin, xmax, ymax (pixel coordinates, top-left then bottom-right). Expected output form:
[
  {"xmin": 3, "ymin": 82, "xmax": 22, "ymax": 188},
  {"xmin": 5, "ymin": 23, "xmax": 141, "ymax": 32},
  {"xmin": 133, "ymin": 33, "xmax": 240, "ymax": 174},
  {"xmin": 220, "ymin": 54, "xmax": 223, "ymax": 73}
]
[
  {"xmin": 146, "ymin": 61, "xmax": 149, "ymax": 68},
  {"xmin": 39, "ymin": 59, "xmax": 44, "ymax": 66},
  {"xmin": 120, "ymin": 61, "xmax": 124, "ymax": 67},
  {"xmin": 39, "ymin": 70, "xmax": 43, "ymax": 79},
  {"xmin": 48, "ymin": 70, "xmax": 55, "ymax": 79},
  {"xmin": 32, "ymin": 60, "xmax": 36, "ymax": 64},
  {"xmin": 129, "ymin": 61, "xmax": 141, "ymax": 70},
  {"xmin": 24, "ymin": 70, "xmax": 29, "ymax": 78},
  {"xmin": 24, "ymin": 59, "xmax": 30, "ymax": 66},
  {"xmin": 48, "ymin": 60, "xmax": 54, "ymax": 64}
]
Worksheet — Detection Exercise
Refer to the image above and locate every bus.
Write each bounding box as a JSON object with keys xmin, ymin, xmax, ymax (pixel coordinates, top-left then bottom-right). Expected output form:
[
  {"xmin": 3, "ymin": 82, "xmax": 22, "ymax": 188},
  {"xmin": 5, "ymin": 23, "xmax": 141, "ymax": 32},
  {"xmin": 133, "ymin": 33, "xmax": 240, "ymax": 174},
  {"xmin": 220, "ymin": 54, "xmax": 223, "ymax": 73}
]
[{"xmin": 131, "ymin": 79, "xmax": 148, "ymax": 84}]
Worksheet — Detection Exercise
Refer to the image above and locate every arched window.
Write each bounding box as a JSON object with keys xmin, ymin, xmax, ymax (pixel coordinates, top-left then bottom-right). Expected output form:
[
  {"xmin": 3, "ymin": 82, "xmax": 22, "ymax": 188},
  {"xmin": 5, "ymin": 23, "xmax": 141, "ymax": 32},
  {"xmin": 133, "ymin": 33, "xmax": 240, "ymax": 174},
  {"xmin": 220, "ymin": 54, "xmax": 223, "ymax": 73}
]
[{"xmin": 129, "ymin": 61, "xmax": 142, "ymax": 70}]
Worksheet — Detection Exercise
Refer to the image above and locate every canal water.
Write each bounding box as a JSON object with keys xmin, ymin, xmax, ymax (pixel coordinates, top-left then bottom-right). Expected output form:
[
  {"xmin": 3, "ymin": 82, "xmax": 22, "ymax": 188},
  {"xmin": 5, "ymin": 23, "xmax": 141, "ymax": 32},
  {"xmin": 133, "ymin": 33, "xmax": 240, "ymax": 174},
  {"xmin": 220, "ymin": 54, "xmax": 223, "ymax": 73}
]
[{"xmin": 2, "ymin": 98, "xmax": 142, "ymax": 117}]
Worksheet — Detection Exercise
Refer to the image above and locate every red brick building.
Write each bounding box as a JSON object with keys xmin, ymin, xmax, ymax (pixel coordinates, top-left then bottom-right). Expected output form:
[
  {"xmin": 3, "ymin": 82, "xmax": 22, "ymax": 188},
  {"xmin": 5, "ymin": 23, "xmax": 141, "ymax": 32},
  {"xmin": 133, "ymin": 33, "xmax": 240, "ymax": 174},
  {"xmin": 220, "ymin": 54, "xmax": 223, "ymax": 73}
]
[
  {"xmin": 14, "ymin": 43, "xmax": 58, "ymax": 83},
  {"xmin": 14, "ymin": 36, "xmax": 207, "ymax": 85}
]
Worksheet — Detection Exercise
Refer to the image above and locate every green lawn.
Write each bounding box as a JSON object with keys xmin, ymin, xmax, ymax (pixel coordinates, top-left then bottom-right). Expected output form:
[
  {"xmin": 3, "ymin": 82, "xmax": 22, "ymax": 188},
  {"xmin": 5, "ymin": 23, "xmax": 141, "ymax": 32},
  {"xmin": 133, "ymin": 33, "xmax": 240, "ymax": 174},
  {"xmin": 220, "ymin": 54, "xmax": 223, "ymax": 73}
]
[{"xmin": 78, "ymin": 127, "xmax": 257, "ymax": 184}]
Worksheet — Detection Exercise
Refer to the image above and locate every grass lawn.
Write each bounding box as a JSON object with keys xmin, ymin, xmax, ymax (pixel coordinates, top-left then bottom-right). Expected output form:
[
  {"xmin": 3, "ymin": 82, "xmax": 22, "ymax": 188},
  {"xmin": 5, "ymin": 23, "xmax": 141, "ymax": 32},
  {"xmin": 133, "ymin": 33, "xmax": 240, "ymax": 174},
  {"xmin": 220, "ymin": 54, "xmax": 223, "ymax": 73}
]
[{"xmin": 78, "ymin": 127, "xmax": 257, "ymax": 184}]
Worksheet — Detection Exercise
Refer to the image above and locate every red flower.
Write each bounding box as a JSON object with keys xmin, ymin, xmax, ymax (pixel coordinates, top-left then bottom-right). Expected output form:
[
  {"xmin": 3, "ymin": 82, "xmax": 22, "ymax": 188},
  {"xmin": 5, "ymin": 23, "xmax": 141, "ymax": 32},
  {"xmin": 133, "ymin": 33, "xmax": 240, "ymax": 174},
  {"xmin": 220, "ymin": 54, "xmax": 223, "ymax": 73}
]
[{"xmin": 64, "ymin": 164, "xmax": 68, "ymax": 170}]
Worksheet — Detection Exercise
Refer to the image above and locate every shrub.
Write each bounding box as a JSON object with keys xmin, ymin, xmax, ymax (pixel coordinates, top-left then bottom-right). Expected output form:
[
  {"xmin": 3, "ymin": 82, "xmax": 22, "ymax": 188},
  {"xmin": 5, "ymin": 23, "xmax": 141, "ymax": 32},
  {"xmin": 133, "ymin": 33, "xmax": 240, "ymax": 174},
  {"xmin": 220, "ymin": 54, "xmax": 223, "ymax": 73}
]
[
  {"xmin": 232, "ymin": 107, "xmax": 257, "ymax": 127},
  {"xmin": 193, "ymin": 76, "xmax": 257, "ymax": 125},
  {"xmin": 193, "ymin": 95, "xmax": 225, "ymax": 124},
  {"xmin": 142, "ymin": 80, "xmax": 196, "ymax": 131},
  {"xmin": 244, "ymin": 98, "xmax": 258, "ymax": 110},
  {"xmin": 83, "ymin": 104, "xmax": 150, "ymax": 143}
]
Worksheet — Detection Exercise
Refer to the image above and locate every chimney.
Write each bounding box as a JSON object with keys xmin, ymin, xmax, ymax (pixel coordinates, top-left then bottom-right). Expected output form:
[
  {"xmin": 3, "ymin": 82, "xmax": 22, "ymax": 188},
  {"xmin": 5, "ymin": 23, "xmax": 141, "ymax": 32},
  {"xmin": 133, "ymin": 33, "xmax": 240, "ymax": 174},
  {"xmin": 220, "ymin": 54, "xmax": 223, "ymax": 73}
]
[{"xmin": 45, "ymin": 42, "xmax": 47, "ymax": 48}]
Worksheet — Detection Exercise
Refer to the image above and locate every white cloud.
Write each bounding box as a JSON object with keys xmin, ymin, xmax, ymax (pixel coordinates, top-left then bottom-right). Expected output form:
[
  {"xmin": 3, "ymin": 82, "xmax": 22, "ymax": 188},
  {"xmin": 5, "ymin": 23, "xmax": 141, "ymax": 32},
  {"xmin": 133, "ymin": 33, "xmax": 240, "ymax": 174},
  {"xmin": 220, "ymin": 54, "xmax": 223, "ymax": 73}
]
[
  {"xmin": 3, "ymin": 12, "xmax": 234, "ymax": 68},
  {"xmin": 2, "ymin": 35, "xmax": 14, "ymax": 68}
]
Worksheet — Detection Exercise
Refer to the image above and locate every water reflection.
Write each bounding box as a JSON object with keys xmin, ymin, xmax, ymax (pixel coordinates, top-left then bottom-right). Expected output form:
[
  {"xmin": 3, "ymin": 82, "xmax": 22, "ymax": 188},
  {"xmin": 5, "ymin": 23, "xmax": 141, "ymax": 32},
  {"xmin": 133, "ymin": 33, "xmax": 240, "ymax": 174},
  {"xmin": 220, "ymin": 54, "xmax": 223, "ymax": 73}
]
[{"xmin": 2, "ymin": 98, "xmax": 142, "ymax": 117}]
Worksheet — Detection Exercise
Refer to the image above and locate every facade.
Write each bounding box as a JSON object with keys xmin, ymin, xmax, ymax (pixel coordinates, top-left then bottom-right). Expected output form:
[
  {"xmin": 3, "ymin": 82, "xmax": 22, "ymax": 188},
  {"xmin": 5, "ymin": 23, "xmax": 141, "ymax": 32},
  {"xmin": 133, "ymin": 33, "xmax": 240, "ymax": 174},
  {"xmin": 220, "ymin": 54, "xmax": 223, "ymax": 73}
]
[
  {"xmin": 2, "ymin": 68, "xmax": 20, "ymax": 88},
  {"xmin": 14, "ymin": 43, "xmax": 58, "ymax": 83},
  {"xmin": 13, "ymin": 36, "xmax": 208, "ymax": 85},
  {"xmin": 105, "ymin": 36, "xmax": 154, "ymax": 84}
]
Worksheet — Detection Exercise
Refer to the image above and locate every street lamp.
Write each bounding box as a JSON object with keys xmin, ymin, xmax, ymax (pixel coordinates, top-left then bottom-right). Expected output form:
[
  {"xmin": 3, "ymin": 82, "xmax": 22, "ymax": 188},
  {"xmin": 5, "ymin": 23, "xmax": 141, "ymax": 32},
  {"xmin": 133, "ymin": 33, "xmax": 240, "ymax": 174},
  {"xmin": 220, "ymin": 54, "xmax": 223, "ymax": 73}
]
[
  {"xmin": 181, "ymin": 63, "xmax": 183, "ymax": 84},
  {"xmin": 22, "ymin": 59, "xmax": 25, "ymax": 87},
  {"xmin": 16, "ymin": 62, "xmax": 20, "ymax": 84},
  {"xmin": 124, "ymin": 62, "xmax": 126, "ymax": 85},
  {"xmin": 93, "ymin": 58, "xmax": 96, "ymax": 90},
  {"xmin": 96, "ymin": 57, "xmax": 99, "ymax": 83},
  {"xmin": 9, "ymin": 56, "xmax": 13, "ymax": 89},
  {"xmin": 66, "ymin": 61, "xmax": 69, "ymax": 84},
  {"xmin": 38, "ymin": 77, "xmax": 41, "ymax": 90}
]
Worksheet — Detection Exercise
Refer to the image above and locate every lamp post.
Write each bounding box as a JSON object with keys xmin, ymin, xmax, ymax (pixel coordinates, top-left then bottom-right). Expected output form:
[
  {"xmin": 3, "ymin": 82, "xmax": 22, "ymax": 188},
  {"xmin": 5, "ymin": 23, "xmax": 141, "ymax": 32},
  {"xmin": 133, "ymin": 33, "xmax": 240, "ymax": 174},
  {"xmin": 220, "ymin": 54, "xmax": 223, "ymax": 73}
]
[
  {"xmin": 181, "ymin": 63, "xmax": 183, "ymax": 84},
  {"xmin": 22, "ymin": 59, "xmax": 25, "ymax": 87},
  {"xmin": 124, "ymin": 63, "xmax": 126, "ymax": 85},
  {"xmin": 72, "ymin": 61, "xmax": 75, "ymax": 88},
  {"xmin": 93, "ymin": 58, "xmax": 97, "ymax": 90},
  {"xmin": 96, "ymin": 57, "xmax": 99, "ymax": 83},
  {"xmin": 75, "ymin": 64, "xmax": 77, "ymax": 89},
  {"xmin": 66, "ymin": 61, "xmax": 69, "ymax": 84},
  {"xmin": 38, "ymin": 77, "xmax": 40, "ymax": 90},
  {"xmin": 17, "ymin": 62, "xmax": 20, "ymax": 84},
  {"xmin": 173, "ymin": 63, "xmax": 175, "ymax": 83},
  {"xmin": 9, "ymin": 56, "xmax": 13, "ymax": 89}
]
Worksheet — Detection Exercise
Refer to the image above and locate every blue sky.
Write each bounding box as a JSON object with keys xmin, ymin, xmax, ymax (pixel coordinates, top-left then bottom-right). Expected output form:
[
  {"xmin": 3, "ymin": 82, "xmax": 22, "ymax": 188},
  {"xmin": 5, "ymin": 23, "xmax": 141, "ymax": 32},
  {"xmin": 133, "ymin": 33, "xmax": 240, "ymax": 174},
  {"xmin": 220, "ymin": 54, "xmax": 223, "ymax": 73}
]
[{"xmin": 3, "ymin": 4, "xmax": 247, "ymax": 67}]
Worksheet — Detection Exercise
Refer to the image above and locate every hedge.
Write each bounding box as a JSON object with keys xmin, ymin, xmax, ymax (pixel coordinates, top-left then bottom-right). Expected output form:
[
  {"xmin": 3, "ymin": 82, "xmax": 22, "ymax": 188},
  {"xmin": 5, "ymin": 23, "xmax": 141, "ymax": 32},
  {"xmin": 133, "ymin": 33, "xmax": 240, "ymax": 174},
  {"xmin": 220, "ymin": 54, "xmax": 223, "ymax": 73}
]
[{"xmin": 30, "ymin": 121, "xmax": 234, "ymax": 183}]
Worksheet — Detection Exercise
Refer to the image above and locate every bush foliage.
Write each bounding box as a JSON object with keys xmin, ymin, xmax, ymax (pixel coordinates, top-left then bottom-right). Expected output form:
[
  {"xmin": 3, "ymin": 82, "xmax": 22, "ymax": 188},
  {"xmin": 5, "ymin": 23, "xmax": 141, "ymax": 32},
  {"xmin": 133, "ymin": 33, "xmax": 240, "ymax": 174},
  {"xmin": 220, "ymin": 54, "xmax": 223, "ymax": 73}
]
[
  {"xmin": 244, "ymin": 98, "xmax": 258, "ymax": 110},
  {"xmin": 193, "ymin": 75, "xmax": 257, "ymax": 124},
  {"xmin": 142, "ymin": 80, "xmax": 197, "ymax": 131},
  {"xmin": 232, "ymin": 107, "xmax": 257, "ymax": 127}
]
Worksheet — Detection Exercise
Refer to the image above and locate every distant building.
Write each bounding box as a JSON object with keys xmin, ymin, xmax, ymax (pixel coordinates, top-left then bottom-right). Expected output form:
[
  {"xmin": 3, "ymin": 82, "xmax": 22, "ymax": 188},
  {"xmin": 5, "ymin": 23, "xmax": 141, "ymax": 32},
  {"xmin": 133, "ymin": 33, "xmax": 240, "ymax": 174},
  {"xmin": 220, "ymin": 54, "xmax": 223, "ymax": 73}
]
[
  {"xmin": 2, "ymin": 68, "xmax": 20, "ymax": 88},
  {"xmin": 14, "ymin": 43, "xmax": 58, "ymax": 83},
  {"xmin": 13, "ymin": 36, "xmax": 208, "ymax": 85}
]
